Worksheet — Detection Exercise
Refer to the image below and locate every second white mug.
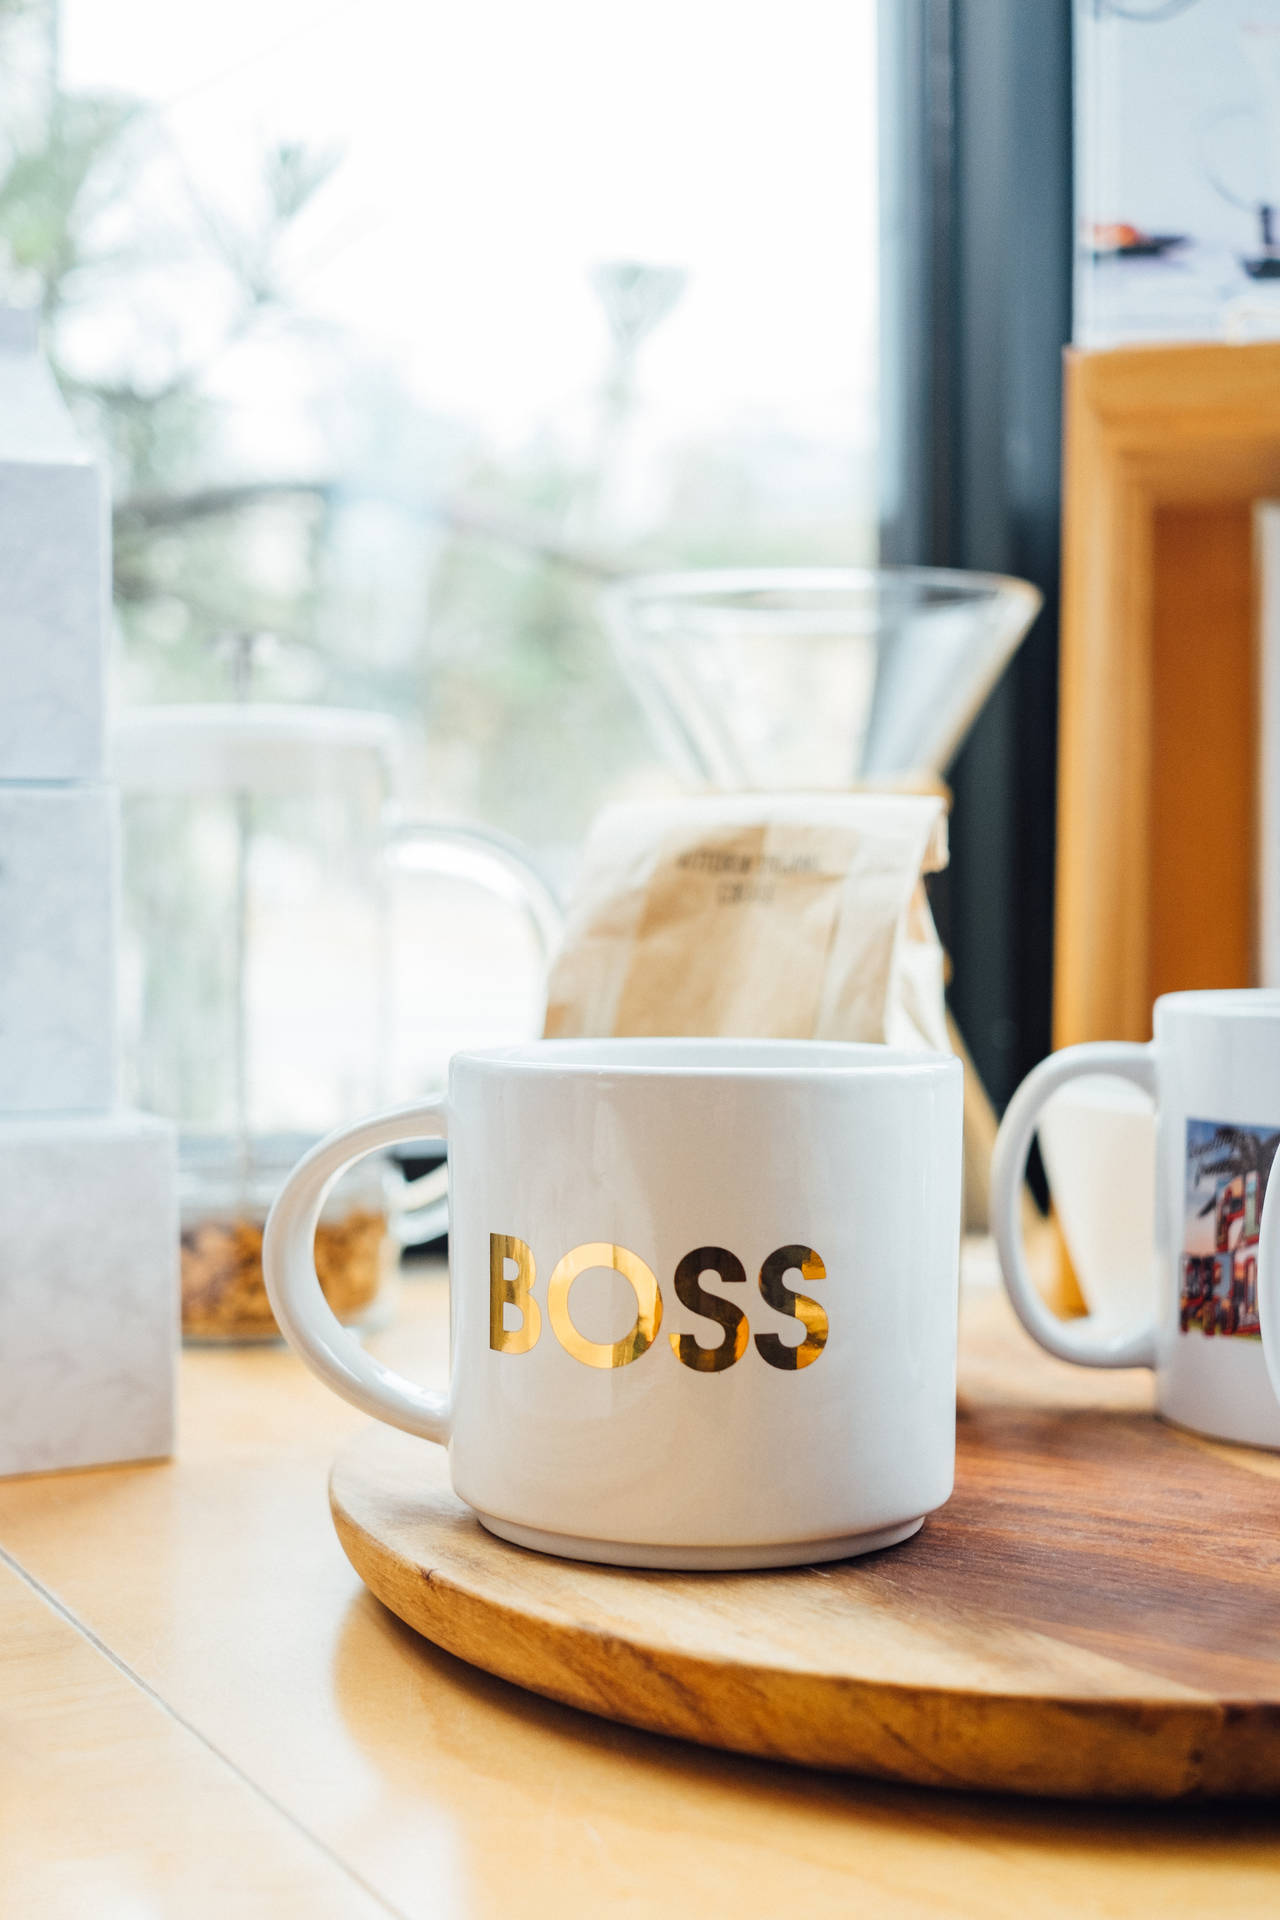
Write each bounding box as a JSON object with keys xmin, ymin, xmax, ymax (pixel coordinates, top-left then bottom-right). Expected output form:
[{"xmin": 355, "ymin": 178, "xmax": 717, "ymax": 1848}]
[{"xmin": 993, "ymin": 989, "xmax": 1280, "ymax": 1448}]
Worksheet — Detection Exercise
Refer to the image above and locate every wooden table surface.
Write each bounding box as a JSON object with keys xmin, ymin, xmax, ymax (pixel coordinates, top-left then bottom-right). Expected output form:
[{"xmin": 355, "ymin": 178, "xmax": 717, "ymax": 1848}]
[{"xmin": 3, "ymin": 1245, "xmax": 1280, "ymax": 1919}]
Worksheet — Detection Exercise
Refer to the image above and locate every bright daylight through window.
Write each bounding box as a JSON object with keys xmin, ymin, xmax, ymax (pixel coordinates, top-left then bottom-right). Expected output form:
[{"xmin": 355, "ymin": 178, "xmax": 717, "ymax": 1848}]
[{"xmin": 2, "ymin": 0, "xmax": 878, "ymax": 863}]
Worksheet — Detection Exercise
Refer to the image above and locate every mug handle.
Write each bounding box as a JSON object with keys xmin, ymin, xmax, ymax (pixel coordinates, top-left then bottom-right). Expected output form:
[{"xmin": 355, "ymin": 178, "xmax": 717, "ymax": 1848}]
[
  {"xmin": 990, "ymin": 1041, "xmax": 1158, "ymax": 1368},
  {"xmin": 263, "ymin": 1100, "xmax": 452, "ymax": 1442},
  {"xmin": 1259, "ymin": 1160, "xmax": 1280, "ymax": 1404}
]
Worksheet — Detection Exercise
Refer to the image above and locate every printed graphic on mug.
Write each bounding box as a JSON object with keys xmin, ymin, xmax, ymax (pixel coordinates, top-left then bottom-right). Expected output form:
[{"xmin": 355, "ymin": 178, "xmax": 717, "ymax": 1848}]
[
  {"xmin": 490, "ymin": 1235, "xmax": 829, "ymax": 1372},
  {"xmin": 1179, "ymin": 1119, "xmax": 1280, "ymax": 1339}
]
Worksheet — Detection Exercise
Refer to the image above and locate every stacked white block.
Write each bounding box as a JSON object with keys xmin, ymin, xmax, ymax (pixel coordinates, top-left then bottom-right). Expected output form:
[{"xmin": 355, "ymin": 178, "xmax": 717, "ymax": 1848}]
[
  {"xmin": 0, "ymin": 311, "xmax": 177, "ymax": 1475},
  {"xmin": 0, "ymin": 1113, "xmax": 177, "ymax": 1476},
  {"xmin": 0, "ymin": 308, "xmax": 105, "ymax": 781},
  {"xmin": 0, "ymin": 785, "xmax": 116, "ymax": 1111}
]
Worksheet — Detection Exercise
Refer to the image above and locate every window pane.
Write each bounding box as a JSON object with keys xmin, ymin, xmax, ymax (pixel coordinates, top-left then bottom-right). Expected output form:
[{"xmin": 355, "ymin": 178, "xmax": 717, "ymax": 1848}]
[{"xmin": 9, "ymin": 0, "xmax": 877, "ymax": 863}]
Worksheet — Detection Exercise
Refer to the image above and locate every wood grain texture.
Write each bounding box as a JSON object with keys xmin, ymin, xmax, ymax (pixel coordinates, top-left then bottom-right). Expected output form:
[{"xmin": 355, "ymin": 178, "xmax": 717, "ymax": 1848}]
[
  {"xmin": 1056, "ymin": 341, "xmax": 1280, "ymax": 1051},
  {"xmin": 0, "ymin": 1557, "xmax": 389, "ymax": 1920},
  {"xmin": 332, "ymin": 1284, "xmax": 1280, "ymax": 1801},
  {"xmin": 4, "ymin": 1262, "xmax": 1280, "ymax": 1916}
]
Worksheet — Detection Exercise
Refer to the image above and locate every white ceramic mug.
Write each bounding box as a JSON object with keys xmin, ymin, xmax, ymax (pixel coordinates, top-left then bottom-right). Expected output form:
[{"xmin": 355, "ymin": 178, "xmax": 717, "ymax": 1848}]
[
  {"xmin": 992, "ymin": 989, "xmax": 1280, "ymax": 1449},
  {"xmin": 263, "ymin": 1037, "xmax": 964, "ymax": 1569}
]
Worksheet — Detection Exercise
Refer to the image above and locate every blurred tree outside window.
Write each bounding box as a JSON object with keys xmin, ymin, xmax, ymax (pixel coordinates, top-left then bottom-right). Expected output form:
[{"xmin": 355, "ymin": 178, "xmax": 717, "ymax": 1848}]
[{"xmin": 0, "ymin": 0, "xmax": 878, "ymax": 876}]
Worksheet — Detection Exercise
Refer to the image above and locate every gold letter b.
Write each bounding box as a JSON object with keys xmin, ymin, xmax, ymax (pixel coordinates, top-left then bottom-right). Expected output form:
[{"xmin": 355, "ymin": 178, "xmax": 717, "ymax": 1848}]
[{"xmin": 490, "ymin": 1234, "xmax": 541, "ymax": 1353}]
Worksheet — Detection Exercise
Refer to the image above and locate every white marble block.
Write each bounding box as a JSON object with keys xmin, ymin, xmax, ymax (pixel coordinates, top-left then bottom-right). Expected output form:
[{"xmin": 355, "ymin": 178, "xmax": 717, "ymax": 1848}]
[
  {"xmin": 0, "ymin": 1109, "xmax": 177, "ymax": 1476},
  {"xmin": 0, "ymin": 309, "xmax": 106, "ymax": 781},
  {"xmin": 0, "ymin": 783, "xmax": 117, "ymax": 1111}
]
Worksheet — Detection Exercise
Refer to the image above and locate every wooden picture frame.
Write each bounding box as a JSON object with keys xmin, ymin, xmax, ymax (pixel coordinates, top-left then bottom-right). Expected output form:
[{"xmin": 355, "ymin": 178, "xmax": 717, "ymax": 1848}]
[{"xmin": 1055, "ymin": 341, "xmax": 1280, "ymax": 1050}]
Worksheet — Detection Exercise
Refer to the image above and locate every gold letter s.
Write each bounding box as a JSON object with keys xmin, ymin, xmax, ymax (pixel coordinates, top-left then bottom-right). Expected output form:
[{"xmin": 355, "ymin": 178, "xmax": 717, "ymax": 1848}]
[
  {"xmin": 490, "ymin": 1234, "xmax": 541, "ymax": 1353},
  {"xmin": 669, "ymin": 1246, "xmax": 750, "ymax": 1371},
  {"xmin": 754, "ymin": 1245, "xmax": 828, "ymax": 1370}
]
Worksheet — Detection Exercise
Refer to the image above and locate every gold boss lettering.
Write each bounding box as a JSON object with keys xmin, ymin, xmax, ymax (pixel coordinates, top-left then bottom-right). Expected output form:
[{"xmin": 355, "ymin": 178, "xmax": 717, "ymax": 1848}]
[{"xmin": 489, "ymin": 1235, "xmax": 827, "ymax": 1370}]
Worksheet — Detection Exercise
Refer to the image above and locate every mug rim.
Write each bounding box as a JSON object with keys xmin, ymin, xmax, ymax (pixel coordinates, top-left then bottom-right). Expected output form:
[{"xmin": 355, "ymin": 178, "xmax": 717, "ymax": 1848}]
[
  {"xmin": 449, "ymin": 1037, "xmax": 959, "ymax": 1079},
  {"xmin": 1157, "ymin": 988, "xmax": 1280, "ymax": 1021}
]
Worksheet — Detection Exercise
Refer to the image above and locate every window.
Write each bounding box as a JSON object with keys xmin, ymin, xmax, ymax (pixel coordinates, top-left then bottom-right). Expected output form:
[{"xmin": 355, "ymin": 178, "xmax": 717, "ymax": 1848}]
[{"xmin": 4, "ymin": 0, "xmax": 878, "ymax": 871}]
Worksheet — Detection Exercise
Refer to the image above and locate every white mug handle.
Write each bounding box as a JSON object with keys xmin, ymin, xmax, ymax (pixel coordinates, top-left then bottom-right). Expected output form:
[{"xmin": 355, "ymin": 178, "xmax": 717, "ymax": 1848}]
[
  {"xmin": 1259, "ymin": 1161, "xmax": 1280, "ymax": 1405},
  {"xmin": 991, "ymin": 1041, "xmax": 1159, "ymax": 1368},
  {"xmin": 263, "ymin": 1099, "xmax": 452, "ymax": 1442}
]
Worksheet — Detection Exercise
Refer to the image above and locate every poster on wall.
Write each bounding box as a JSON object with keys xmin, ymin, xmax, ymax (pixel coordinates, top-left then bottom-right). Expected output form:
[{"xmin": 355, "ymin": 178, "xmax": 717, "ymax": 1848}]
[{"xmin": 1076, "ymin": 0, "xmax": 1280, "ymax": 346}]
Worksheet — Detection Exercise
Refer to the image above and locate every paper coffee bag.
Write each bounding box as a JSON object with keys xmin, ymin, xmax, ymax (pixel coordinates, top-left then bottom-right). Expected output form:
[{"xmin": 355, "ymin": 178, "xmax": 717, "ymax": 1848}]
[{"xmin": 544, "ymin": 792, "xmax": 949, "ymax": 1052}]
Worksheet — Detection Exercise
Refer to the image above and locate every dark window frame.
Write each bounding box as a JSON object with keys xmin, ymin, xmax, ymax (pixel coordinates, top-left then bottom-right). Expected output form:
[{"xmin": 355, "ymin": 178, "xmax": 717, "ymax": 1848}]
[{"xmin": 879, "ymin": 0, "xmax": 1074, "ymax": 1113}]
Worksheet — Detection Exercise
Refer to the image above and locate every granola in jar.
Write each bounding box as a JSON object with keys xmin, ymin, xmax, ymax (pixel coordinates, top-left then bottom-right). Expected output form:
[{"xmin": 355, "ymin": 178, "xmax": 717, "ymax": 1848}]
[{"xmin": 179, "ymin": 1143, "xmax": 394, "ymax": 1342}]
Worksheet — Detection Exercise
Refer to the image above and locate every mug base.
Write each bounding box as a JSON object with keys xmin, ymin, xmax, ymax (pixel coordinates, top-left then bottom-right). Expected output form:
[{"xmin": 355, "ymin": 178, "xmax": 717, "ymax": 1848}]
[
  {"xmin": 1157, "ymin": 1408, "xmax": 1280, "ymax": 1453},
  {"xmin": 474, "ymin": 1511, "xmax": 924, "ymax": 1570}
]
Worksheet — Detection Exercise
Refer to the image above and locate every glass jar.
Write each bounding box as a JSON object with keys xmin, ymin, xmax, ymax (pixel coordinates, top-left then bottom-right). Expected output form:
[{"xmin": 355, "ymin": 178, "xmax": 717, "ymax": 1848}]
[
  {"xmin": 177, "ymin": 1137, "xmax": 394, "ymax": 1342},
  {"xmin": 113, "ymin": 704, "xmax": 558, "ymax": 1341}
]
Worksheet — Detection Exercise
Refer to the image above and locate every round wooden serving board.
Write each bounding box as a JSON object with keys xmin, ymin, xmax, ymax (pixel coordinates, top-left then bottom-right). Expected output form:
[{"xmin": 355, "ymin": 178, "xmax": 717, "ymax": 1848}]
[{"xmin": 331, "ymin": 1285, "xmax": 1280, "ymax": 1799}]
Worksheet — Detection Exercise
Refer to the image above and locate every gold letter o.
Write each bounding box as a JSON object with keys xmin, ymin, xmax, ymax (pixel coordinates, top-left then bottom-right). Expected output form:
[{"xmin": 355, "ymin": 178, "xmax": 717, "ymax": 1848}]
[{"xmin": 547, "ymin": 1242, "xmax": 663, "ymax": 1369}]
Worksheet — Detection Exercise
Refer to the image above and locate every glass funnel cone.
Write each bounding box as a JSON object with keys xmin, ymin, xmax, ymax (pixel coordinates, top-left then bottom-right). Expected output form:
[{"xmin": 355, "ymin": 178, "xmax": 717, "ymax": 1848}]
[{"xmin": 604, "ymin": 567, "xmax": 1043, "ymax": 787}]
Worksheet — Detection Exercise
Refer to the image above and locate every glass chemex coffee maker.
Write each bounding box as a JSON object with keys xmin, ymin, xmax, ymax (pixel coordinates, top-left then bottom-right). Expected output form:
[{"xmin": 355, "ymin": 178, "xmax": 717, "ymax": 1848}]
[
  {"xmin": 603, "ymin": 568, "xmax": 1042, "ymax": 788},
  {"xmin": 112, "ymin": 704, "xmax": 559, "ymax": 1342}
]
